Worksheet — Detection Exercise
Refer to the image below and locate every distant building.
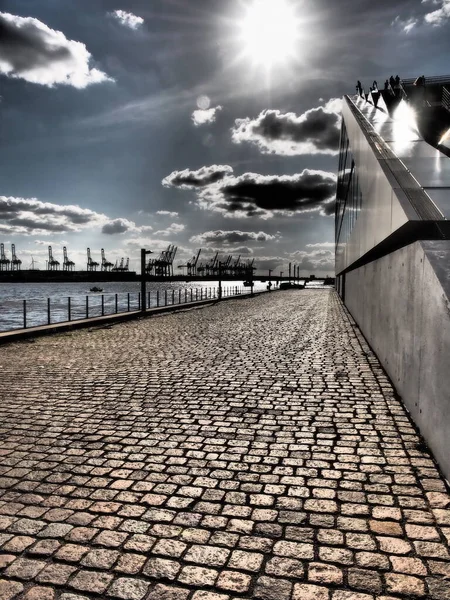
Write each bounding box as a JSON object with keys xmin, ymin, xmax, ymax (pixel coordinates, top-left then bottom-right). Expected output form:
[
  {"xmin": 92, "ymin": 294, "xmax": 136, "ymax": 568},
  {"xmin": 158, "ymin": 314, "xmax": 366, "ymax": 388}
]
[{"xmin": 335, "ymin": 76, "xmax": 450, "ymax": 480}]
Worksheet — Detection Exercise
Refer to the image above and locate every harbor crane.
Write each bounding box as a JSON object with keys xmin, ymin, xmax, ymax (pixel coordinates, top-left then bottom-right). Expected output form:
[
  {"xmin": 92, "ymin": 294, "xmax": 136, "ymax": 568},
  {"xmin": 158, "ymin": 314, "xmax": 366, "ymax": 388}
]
[
  {"xmin": 101, "ymin": 248, "xmax": 114, "ymax": 271},
  {"xmin": 87, "ymin": 248, "xmax": 99, "ymax": 271},
  {"xmin": 63, "ymin": 246, "xmax": 75, "ymax": 271},
  {"xmin": 178, "ymin": 249, "xmax": 201, "ymax": 276},
  {"xmin": 48, "ymin": 246, "xmax": 60, "ymax": 270},
  {"xmin": 11, "ymin": 244, "xmax": 22, "ymax": 271},
  {"xmin": 146, "ymin": 244, "xmax": 177, "ymax": 276},
  {"xmin": 112, "ymin": 257, "xmax": 130, "ymax": 272},
  {"xmin": 0, "ymin": 243, "xmax": 10, "ymax": 271}
]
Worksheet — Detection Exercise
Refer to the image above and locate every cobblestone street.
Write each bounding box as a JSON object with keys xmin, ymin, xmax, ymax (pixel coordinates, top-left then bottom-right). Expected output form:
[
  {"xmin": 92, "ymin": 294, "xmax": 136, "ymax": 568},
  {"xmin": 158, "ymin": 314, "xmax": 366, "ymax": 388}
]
[{"xmin": 1, "ymin": 289, "xmax": 449, "ymax": 600}]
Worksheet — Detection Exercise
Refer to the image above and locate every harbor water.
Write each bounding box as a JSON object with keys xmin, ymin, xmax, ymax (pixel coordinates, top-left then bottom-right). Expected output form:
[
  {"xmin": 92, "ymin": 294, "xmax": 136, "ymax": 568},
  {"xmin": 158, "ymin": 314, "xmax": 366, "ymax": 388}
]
[{"xmin": 0, "ymin": 280, "xmax": 272, "ymax": 332}]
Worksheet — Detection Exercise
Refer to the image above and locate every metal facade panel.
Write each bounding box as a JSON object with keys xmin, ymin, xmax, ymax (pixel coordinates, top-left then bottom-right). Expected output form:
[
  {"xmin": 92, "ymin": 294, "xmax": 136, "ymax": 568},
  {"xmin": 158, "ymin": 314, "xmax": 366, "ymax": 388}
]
[
  {"xmin": 336, "ymin": 100, "xmax": 409, "ymax": 274},
  {"xmin": 402, "ymin": 157, "xmax": 450, "ymax": 188},
  {"xmin": 336, "ymin": 94, "xmax": 450, "ymax": 275},
  {"xmin": 423, "ymin": 188, "xmax": 450, "ymax": 218}
]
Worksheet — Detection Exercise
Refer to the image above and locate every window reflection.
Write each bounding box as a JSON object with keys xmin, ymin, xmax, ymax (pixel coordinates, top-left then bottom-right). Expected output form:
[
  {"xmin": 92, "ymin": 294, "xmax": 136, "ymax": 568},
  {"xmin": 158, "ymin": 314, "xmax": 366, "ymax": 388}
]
[{"xmin": 335, "ymin": 122, "xmax": 362, "ymax": 254}]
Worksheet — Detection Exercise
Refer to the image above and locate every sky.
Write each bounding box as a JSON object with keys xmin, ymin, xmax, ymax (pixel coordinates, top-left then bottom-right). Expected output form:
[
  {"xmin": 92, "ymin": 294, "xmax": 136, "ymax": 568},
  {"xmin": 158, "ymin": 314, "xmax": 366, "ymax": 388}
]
[{"xmin": 1, "ymin": 0, "xmax": 450, "ymax": 276}]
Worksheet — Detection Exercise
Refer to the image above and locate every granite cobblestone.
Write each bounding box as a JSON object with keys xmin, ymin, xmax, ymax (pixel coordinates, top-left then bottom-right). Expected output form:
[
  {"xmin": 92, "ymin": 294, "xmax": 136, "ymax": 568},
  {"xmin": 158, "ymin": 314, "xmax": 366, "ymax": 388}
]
[{"xmin": 0, "ymin": 290, "xmax": 450, "ymax": 598}]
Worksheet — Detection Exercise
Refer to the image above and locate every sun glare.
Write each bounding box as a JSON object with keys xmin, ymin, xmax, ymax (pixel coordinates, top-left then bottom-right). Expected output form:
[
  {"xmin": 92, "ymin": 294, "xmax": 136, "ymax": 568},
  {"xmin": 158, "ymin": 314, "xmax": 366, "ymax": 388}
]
[{"xmin": 239, "ymin": 0, "xmax": 300, "ymax": 67}]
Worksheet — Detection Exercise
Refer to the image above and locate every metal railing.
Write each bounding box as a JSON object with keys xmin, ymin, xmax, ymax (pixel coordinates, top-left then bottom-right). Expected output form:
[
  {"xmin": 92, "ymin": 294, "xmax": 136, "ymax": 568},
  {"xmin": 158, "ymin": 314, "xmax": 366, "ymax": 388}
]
[
  {"xmin": 1, "ymin": 286, "xmax": 248, "ymax": 333},
  {"xmin": 401, "ymin": 75, "xmax": 450, "ymax": 86}
]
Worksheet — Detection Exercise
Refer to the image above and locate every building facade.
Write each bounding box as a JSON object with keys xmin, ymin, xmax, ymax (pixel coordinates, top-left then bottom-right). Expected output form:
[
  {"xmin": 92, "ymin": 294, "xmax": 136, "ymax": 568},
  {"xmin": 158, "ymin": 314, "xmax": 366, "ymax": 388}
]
[{"xmin": 336, "ymin": 82, "xmax": 450, "ymax": 481}]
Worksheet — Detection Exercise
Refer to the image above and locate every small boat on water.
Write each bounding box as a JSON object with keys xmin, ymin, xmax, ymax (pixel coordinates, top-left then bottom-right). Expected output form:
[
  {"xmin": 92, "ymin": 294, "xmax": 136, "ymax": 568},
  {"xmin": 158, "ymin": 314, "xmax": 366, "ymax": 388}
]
[{"xmin": 90, "ymin": 286, "xmax": 103, "ymax": 292}]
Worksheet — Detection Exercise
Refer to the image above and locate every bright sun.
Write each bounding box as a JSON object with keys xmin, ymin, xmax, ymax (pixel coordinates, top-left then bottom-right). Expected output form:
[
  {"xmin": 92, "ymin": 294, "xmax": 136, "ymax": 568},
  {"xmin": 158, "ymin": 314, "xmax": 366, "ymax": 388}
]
[{"xmin": 239, "ymin": 0, "xmax": 300, "ymax": 67}]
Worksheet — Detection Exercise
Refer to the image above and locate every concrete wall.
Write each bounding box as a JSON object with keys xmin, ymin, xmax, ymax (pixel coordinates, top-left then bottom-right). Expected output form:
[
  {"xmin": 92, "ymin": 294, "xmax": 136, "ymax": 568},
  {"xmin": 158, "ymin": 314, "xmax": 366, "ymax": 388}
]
[{"xmin": 344, "ymin": 240, "xmax": 450, "ymax": 482}]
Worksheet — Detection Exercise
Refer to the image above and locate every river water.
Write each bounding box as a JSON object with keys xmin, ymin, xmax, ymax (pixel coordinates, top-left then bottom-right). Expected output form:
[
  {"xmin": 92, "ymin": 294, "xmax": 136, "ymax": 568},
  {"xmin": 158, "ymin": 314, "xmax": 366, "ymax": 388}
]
[{"xmin": 0, "ymin": 280, "xmax": 274, "ymax": 332}]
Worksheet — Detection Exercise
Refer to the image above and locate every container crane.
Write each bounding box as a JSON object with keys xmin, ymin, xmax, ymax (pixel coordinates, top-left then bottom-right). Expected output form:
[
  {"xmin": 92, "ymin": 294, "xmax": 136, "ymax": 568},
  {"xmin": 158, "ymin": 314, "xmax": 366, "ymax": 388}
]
[
  {"xmin": 63, "ymin": 246, "xmax": 75, "ymax": 271},
  {"xmin": 178, "ymin": 248, "xmax": 201, "ymax": 276},
  {"xmin": 0, "ymin": 243, "xmax": 10, "ymax": 271},
  {"xmin": 101, "ymin": 248, "xmax": 114, "ymax": 271},
  {"xmin": 11, "ymin": 244, "xmax": 22, "ymax": 271},
  {"xmin": 87, "ymin": 248, "xmax": 99, "ymax": 271},
  {"xmin": 146, "ymin": 244, "xmax": 177, "ymax": 276},
  {"xmin": 48, "ymin": 246, "xmax": 60, "ymax": 270}
]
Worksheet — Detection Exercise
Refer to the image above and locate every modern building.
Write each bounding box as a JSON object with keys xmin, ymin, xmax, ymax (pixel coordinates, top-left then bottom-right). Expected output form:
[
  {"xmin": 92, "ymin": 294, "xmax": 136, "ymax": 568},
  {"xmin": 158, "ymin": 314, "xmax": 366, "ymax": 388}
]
[{"xmin": 335, "ymin": 77, "xmax": 450, "ymax": 481}]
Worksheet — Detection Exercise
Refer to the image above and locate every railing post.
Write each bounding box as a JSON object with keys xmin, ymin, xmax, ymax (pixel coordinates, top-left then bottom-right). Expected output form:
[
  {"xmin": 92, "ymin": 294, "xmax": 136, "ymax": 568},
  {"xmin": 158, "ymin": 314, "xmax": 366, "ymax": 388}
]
[
  {"xmin": 23, "ymin": 299, "xmax": 27, "ymax": 329},
  {"xmin": 157, "ymin": 290, "xmax": 160, "ymax": 307},
  {"xmin": 68, "ymin": 297, "xmax": 71, "ymax": 321},
  {"xmin": 48, "ymin": 298, "xmax": 51, "ymax": 325},
  {"xmin": 185, "ymin": 289, "xmax": 187, "ymax": 303},
  {"xmin": 115, "ymin": 293, "xmax": 118, "ymax": 313},
  {"xmin": 141, "ymin": 248, "xmax": 147, "ymax": 313},
  {"xmin": 127, "ymin": 292, "xmax": 130, "ymax": 312},
  {"xmin": 179, "ymin": 289, "xmax": 181, "ymax": 304},
  {"xmin": 86, "ymin": 295, "xmax": 89, "ymax": 319},
  {"xmin": 148, "ymin": 291, "xmax": 150, "ymax": 308},
  {"xmin": 102, "ymin": 294, "xmax": 105, "ymax": 316},
  {"xmin": 165, "ymin": 290, "xmax": 168, "ymax": 306},
  {"xmin": 172, "ymin": 289, "xmax": 175, "ymax": 305}
]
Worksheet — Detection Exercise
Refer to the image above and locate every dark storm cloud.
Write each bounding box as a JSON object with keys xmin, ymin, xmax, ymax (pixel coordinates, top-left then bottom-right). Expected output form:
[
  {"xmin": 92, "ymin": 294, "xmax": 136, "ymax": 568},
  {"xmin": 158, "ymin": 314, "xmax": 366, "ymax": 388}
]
[
  {"xmin": 162, "ymin": 165, "xmax": 233, "ymax": 188},
  {"xmin": 203, "ymin": 171, "xmax": 337, "ymax": 218},
  {"xmin": 232, "ymin": 99, "xmax": 342, "ymax": 156},
  {"xmin": 0, "ymin": 195, "xmax": 111, "ymax": 235},
  {"xmin": 0, "ymin": 12, "xmax": 112, "ymax": 87},
  {"xmin": 189, "ymin": 230, "xmax": 277, "ymax": 245},
  {"xmin": 163, "ymin": 164, "xmax": 337, "ymax": 219}
]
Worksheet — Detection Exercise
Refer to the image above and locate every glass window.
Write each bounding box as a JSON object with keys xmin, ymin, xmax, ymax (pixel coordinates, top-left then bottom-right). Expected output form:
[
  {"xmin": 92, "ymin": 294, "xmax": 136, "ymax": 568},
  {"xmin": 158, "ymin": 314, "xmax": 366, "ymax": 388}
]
[{"xmin": 335, "ymin": 123, "xmax": 363, "ymax": 255}]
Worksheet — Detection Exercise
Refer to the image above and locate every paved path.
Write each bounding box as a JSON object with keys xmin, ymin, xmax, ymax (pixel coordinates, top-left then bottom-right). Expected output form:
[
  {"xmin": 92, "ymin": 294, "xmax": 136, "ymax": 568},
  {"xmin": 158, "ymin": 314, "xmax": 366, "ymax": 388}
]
[{"xmin": 0, "ymin": 290, "xmax": 449, "ymax": 600}]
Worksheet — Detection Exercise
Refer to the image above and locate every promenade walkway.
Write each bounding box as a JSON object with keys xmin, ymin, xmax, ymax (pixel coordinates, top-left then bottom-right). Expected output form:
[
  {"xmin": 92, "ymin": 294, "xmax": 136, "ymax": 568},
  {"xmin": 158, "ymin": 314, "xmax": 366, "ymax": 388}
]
[{"xmin": 0, "ymin": 290, "xmax": 449, "ymax": 600}]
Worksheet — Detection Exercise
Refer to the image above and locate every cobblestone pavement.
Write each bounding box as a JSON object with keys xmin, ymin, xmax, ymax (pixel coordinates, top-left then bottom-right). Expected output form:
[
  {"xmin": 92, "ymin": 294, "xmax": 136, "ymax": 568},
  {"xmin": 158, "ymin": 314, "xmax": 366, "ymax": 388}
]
[{"xmin": 1, "ymin": 290, "xmax": 450, "ymax": 600}]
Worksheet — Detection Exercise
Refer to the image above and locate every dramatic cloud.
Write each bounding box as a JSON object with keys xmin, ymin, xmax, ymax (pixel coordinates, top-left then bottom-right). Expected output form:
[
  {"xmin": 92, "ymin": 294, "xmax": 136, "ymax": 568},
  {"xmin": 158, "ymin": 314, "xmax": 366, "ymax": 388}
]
[
  {"xmin": 0, "ymin": 196, "xmax": 152, "ymax": 237},
  {"xmin": 198, "ymin": 170, "xmax": 336, "ymax": 218},
  {"xmin": 162, "ymin": 165, "xmax": 233, "ymax": 188},
  {"xmin": 231, "ymin": 99, "xmax": 342, "ymax": 156},
  {"xmin": 190, "ymin": 230, "xmax": 277, "ymax": 246},
  {"xmin": 102, "ymin": 218, "xmax": 137, "ymax": 235},
  {"xmin": 0, "ymin": 12, "xmax": 112, "ymax": 88},
  {"xmin": 192, "ymin": 105, "xmax": 223, "ymax": 126},
  {"xmin": 163, "ymin": 164, "xmax": 336, "ymax": 218},
  {"xmin": 154, "ymin": 223, "xmax": 185, "ymax": 236},
  {"xmin": 424, "ymin": 0, "xmax": 450, "ymax": 25},
  {"xmin": 0, "ymin": 196, "xmax": 110, "ymax": 235},
  {"xmin": 110, "ymin": 10, "xmax": 144, "ymax": 29},
  {"xmin": 157, "ymin": 210, "xmax": 179, "ymax": 217}
]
